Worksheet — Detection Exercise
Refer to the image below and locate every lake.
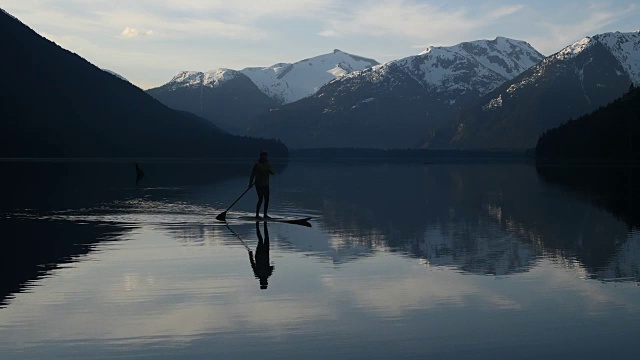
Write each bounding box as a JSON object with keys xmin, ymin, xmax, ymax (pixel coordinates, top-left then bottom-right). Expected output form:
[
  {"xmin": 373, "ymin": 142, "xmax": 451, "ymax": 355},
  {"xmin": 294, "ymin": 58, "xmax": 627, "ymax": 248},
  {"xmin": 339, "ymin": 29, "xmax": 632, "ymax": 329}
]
[{"xmin": 1, "ymin": 160, "xmax": 639, "ymax": 359}]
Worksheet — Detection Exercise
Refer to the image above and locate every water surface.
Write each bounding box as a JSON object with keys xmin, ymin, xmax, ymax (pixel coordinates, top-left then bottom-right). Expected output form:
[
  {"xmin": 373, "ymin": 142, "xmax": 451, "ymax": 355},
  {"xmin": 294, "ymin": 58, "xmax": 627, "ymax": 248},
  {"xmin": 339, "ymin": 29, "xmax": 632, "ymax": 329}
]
[{"xmin": 1, "ymin": 160, "xmax": 639, "ymax": 359}]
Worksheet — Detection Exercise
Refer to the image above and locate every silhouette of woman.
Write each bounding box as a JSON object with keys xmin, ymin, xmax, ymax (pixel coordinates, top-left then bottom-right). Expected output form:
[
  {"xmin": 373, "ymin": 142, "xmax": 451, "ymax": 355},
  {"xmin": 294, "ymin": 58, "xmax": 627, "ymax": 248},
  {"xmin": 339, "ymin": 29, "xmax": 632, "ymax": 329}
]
[
  {"xmin": 249, "ymin": 221, "xmax": 274, "ymax": 290},
  {"xmin": 249, "ymin": 151, "xmax": 275, "ymax": 219}
]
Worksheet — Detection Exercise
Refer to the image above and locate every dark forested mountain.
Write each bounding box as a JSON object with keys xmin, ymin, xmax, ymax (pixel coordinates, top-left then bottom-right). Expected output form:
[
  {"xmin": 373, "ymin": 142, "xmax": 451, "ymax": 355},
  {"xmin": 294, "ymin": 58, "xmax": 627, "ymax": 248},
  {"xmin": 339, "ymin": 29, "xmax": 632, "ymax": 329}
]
[
  {"xmin": 430, "ymin": 31, "xmax": 640, "ymax": 149},
  {"xmin": 0, "ymin": 9, "xmax": 286, "ymax": 158},
  {"xmin": 247, "ymin": 37, "xmax": 543, "ymax": 149},
  {"xmin": 147, "ymin": 70, "xmax": 278, "ymax": 134},
  {"xmin": 536, "ymin": 85, "xmax": 640, "ymax": 162}
]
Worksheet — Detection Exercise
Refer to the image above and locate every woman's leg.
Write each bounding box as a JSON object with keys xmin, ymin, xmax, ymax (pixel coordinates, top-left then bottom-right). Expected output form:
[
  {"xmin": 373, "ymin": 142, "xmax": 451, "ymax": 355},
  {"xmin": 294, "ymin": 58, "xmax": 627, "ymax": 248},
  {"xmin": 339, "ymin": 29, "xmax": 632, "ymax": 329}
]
[
  {"xmin": 256, "ymin": 188, "xmax": 264, "ymax": 217},
  {"xmin": 263, "ymin": 187, "xmax": 270, "ymax": 217}
]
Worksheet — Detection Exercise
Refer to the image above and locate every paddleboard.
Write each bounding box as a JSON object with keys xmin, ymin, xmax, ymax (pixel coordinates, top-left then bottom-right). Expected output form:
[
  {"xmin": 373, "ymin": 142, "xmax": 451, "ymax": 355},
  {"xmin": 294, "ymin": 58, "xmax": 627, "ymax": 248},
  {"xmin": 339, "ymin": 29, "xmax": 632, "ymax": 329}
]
[{"xmin": 236, "ymin": 216, "xmax": 313, "ymax": 227}]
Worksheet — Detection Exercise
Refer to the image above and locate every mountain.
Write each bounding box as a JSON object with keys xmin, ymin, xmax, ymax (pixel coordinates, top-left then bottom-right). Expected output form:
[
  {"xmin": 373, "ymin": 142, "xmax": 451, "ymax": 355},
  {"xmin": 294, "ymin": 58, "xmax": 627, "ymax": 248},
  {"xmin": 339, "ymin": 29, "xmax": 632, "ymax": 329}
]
[
  {"xmin": 240, "ymin": 49, "xmax": 379, "ymax": 104},
  {"xmin": 147, "ymin": 69, "xmax": 278, "ymax": 134},
  {"xmin": 0, "ymin": 9, "xmax": 286, "ymax": 158},
  {"xmin": 147, "ymin": 50, "xmax": 378, "ymax": 135},
  {"xmin": 430, "ymin": 31, "xmax": 640, "ymax": 149},
  {"xmin": 248, "ymin": 37, "xmax": 544, "ymax": 149},
  {"xmin": 102, "ymin": 69, "xmax": 129, "ymax": 83},
  {"xmin": 536, "ymin": 85, "xmax": 640, "ymax": 162}
]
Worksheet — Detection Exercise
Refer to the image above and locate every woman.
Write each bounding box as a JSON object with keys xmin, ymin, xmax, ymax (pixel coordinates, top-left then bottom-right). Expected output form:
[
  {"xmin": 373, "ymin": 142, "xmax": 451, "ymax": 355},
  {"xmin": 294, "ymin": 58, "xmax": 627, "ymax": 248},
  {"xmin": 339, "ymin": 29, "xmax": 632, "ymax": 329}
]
[{"xmin": 249, "ymin": 151, "xmax": 275, "ymax": 219}]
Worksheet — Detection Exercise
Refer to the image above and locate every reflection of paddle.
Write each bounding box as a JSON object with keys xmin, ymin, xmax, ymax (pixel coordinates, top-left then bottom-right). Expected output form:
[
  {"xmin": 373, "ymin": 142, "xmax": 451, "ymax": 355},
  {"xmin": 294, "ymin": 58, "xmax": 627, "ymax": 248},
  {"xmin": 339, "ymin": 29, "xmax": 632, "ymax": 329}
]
[
  {"xmin": 225, "ymin": 224, "xmax": 251, "ymax": 252},
  {"xmin": 216, "ymin": 183, "xmax": 254, "ymax": 222}
]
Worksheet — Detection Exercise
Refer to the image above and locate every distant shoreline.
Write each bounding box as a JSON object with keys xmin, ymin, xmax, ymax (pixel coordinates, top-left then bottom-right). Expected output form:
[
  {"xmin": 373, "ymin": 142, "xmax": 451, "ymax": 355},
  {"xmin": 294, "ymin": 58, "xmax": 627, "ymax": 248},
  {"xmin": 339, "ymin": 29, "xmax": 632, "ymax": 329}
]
[{"xmin": 289, "ymin": 148, "xmax": 534, "ymax": 163}]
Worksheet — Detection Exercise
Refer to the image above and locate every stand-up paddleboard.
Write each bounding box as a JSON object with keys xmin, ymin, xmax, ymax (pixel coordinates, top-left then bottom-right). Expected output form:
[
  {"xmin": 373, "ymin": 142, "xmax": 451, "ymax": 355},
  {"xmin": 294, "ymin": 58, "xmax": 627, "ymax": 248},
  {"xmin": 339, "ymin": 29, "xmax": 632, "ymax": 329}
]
[{"xmin": 235, "ymin": 216, "xmax": 313, "ymax": 227}]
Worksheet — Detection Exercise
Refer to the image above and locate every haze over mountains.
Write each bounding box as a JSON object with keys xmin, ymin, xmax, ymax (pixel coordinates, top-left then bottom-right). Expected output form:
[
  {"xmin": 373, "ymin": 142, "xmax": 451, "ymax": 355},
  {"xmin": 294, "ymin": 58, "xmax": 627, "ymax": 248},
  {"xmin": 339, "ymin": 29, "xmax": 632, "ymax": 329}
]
[
  {"xmin": 0, "ymin": 8, "xmax": 286, "ymax": 158},
  {"xmin": 147, "ymin": 69, "xmax": 278, "ymax": 135}
]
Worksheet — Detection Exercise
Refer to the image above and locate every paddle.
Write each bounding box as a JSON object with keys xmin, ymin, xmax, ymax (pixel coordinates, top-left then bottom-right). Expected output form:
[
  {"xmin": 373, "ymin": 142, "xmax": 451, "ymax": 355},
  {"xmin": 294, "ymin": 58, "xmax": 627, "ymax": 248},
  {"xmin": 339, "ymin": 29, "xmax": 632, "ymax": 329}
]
[{"xmin": 216, "ymin": 183, "xmax": 254, "ymax": 222}]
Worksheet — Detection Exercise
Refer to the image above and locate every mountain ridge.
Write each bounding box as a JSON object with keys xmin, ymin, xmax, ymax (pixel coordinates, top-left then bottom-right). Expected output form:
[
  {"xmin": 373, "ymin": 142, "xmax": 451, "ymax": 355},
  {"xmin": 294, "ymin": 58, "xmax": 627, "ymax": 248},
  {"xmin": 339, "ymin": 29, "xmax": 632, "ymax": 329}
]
[
  {"xmin": 0, "ymin": 8, "xmax": 287, "ymax": 158},
  {"xmin": 248, "ymin": 37, "xmax": 544, "ymax": 149},
  {"xmin": 157, "ymin": 49, "xmax": 379, "ymax": 105},
  {"xmin": 428, "ymin": 30, "xmax": 639, "ymax": 149}
]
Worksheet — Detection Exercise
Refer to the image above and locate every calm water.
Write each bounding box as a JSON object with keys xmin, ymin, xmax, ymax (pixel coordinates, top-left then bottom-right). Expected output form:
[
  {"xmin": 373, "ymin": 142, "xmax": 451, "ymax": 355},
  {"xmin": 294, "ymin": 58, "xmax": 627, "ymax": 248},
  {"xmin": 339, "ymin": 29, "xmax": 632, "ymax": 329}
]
[{"xmin": 1, "ymin": 160, "xmax": 639, "ymax": 359}]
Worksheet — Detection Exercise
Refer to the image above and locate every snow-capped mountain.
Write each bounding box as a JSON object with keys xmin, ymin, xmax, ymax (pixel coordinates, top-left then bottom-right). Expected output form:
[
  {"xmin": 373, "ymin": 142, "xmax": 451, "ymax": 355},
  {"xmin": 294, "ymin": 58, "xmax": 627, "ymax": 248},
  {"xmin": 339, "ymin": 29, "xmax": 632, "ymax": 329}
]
[
  {"xmin": 249, "ymin": 37, "xmax": 544, "ymax": 149},
  {"xmin": 429, "ymin": 31, "xmax": 640, "ymax": 149},
  {"xmin": 343, "ymin": 36, "xmax": 543, "ymax": 95},
  {"xmin": 153, "ymin": 50, "xmax": 378, "ymax": 106},
  {"xmin": 147, "ymin": 69, "xmax": 277, "ymax": 135},
  {"xmin": 240, "ymin": 49, "xmax": 379, "ymax": 104},
  {"xmin": 147, "ymin": 50, "xmax": 378, "ymax": 134},
  {"xmin": 161, "ymin": 68, "xmax": 240, "ymax": 90},
  {"xmin": 560, "ymin": 31, "xmax": 640, "ymax": 83}
]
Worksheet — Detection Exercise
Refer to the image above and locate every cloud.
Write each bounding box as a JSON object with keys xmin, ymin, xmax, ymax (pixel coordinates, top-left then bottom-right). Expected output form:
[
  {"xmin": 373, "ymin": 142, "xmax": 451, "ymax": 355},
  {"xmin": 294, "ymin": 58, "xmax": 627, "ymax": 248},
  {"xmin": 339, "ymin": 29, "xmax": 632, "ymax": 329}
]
[
  {"xmin": 318, "ymin": 29, "xmax": 339, "ymax": 37},
  {"xmin": 3, "ymin": 0, "xmax": 639, "ymax": 88},
  {"xmin": 121, "ymin": 27, "xmax": 154, "ymax": 38},
  {"xmin": 488, "ymin": 4, "xmax": 525, "ymax": 19},
  {"xmin": 317, "ymin": 1, "xmax": 527, "ymax": 47},
  {"xmin": 528, "ymin": 2, "xmax": 640, "ymax": 54},
  {"xmin": 122, "ymin": 27, "xmax": 138, "ymax": 38}
]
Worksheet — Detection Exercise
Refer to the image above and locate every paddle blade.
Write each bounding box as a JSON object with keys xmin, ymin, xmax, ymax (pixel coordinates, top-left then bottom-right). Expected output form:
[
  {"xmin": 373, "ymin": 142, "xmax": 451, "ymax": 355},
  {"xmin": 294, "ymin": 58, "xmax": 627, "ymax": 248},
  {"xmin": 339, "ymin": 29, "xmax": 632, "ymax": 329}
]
[{"xmin": 215, "ymin": 212, "xmax": 227, "ymax": 222}]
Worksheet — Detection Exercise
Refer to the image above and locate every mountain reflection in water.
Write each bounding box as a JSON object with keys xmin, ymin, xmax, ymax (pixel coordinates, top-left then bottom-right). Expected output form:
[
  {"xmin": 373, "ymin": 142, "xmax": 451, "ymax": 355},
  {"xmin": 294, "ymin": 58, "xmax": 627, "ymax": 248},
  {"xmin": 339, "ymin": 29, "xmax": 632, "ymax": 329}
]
[{"xmin": 0, "ymin": 160, "xmax": 639, "ymax": 359}]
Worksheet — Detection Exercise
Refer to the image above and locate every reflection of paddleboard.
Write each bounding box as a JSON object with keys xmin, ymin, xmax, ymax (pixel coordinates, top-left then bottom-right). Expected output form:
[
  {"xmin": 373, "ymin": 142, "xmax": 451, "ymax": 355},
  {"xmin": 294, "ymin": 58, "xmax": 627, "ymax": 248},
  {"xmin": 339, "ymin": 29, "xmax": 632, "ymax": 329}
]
[{"xmin": 237, "ymin": 216, "xmax": 313, "ymax": 227}]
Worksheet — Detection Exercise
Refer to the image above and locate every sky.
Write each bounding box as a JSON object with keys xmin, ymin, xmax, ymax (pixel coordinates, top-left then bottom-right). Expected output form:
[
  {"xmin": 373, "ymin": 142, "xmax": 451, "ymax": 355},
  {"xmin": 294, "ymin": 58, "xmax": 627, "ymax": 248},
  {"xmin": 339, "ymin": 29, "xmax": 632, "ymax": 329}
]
[{"xmin": 2, "ymin": 0, "xmax": 639, "ymax": 89}]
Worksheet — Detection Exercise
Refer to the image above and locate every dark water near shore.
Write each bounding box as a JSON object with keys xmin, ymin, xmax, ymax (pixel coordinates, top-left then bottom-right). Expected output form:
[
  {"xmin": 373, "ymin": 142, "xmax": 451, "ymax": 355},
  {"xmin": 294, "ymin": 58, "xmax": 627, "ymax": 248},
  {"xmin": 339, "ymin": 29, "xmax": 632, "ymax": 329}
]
[{"xmin": 1, "ymin": 160, "xmax": 639, "ymax": 359}]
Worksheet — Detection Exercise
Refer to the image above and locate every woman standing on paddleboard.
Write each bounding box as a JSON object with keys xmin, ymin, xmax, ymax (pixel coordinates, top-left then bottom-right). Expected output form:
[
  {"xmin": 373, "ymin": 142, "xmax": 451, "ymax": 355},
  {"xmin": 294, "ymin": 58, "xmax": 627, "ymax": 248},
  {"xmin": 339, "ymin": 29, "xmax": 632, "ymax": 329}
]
[{"xmin": 249, "ymin": 151, "xmax": 275, "ymax": 219}]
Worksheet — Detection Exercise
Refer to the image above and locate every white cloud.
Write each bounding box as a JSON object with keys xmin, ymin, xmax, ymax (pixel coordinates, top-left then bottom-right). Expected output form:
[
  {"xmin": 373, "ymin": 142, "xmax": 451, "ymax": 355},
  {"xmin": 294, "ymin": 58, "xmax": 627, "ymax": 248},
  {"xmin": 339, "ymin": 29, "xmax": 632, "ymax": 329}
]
[
  {"xmin": 120, "ymin": 27, "xmax": 154, "ymax": 38},
  {"xmin": 528, "ymin": 3, "xmax": 640, "ymax": 54},
  {"xmin": 318, "ymin": 29, "xmax": 339, "ymax": 37},
  {"xmin": 121, "ymin": 27, "xmax": 137, "ymax": 38},
  {"xmin": 320, "ymin": 2, "xmax": 526, "ymax": 46},
  {"xmin": 488, "ymin": 4, "xmax": 525, "ymax": 19},
  {"xmin": 3, "ymin": 0, "xmax": 639, "ymax": 88}
]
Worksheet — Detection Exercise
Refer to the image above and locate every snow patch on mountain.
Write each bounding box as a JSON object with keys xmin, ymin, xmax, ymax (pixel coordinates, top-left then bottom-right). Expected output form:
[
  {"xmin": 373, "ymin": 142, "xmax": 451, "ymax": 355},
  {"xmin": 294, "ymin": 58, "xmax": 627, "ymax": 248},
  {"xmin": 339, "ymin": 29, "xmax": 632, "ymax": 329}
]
[
  {"xmin": 240, "ymin": 49, "xmax": 378, "ymax": 104},
  {"xmin": 434, "ymin": 36, "xmax": 543, "ymax": 79},
  {"xmin": 594, "ymin": 30, "xmax": 640, "ymax": 83},
  {"xmin": 483, "ymin": 94, "xmax": 503, "ymax": 110},
  {"xmin": 555, "ymin": 37, "xmax": 594, "ymax": 60},
  {"xmin": 159, "ymin": 50, "xmax": 378, "ymax": 104},
  {"xmin": 203, "ymin": 68, "xmax": 238, "ymax": 87},
  {"xmin": 499, "ymin": 30, "xmax": 640, "ymax": 103},
  {"xmin": 341, "ymin": 37, "xmax": 544, "ymax": 97},
  {"xmin": 166, "ymin": 69, "xmax": 239, "ymax": 90}
]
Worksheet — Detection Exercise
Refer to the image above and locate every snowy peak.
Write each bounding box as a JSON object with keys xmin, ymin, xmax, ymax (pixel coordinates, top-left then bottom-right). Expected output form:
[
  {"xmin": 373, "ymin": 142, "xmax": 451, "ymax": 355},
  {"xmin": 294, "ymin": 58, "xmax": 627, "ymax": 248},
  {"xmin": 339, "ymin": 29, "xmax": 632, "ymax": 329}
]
[
  {"xmin": 240, "ymin": 50, "xmax": 379, "ymax": 104},
  {"xmin": 158, "ymin": 50, "xmax": 378, "ymax": 104},
  {"xmin": 593, "ymin": 30, "xmax": 640, "ymax": 83},
  {"xmin": 549, "ymin": 31, "xmax": 640, "ymax": 82},
  {"xmin": 554, "ymin": 37, "xmax": 595, "ymax": 60},
  {"xmin": 340, "ymin": 37, "xmax": 543, "ymax": 97},
  {"xmin": 166, "ymin": 68, "xmax": 240, "ymax": 90},
  {"xmin": 203, "ymin": 68, "xmax": 239, "ymax": 87},
  {"xmin": 420, "ymin": 37, "xmax": 544, "ymax": 80}
]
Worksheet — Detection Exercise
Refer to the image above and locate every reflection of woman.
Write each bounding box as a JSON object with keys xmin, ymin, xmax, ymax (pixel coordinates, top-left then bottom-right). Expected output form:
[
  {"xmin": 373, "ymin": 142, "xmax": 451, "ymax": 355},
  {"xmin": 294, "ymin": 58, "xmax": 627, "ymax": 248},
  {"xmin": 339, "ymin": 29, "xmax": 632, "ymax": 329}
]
[{"xmin": 249, "ymin": 222, "xmax": 274, "ymax": 290}]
